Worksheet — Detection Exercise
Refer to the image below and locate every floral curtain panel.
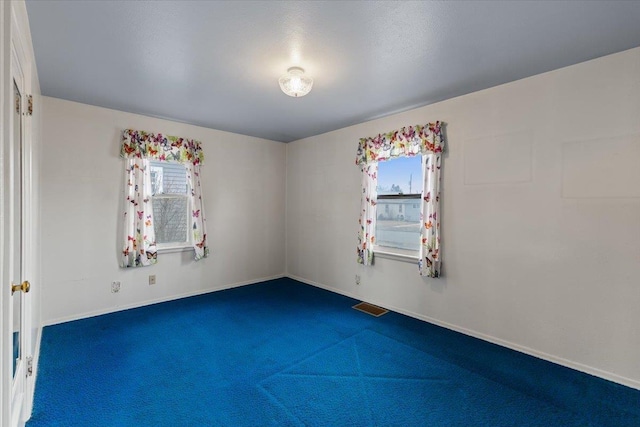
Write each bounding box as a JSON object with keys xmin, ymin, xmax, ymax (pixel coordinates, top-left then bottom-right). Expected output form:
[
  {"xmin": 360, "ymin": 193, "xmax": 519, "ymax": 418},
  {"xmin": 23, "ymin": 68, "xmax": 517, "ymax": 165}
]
[
  {"xmin": 419, "ymin": 152, "xmax": 442, "ymax": 277},
  {"xmin": 186, "ymin": 162, "xmax": 209, "ymax": 261},
  {"xmin": 357, "ymin": 162, "xmax": 378, "ymax": 265},
  {"xmin": 120, "ymin": 129, "xmax": 209, "ymax": 267},
  {"xmin": 355, "ymin": 122, "xmax": 444, "ymax": 277},
  {"xmin": 122, "ymin": 157, "xmax": 157, "ymax": 267}
]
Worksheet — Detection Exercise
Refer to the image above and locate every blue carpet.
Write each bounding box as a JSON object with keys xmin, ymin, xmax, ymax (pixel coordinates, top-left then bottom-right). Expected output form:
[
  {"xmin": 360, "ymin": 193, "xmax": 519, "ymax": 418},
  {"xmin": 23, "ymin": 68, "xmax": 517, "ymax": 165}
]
[{"xmin": 28, "ymin": 278, "xmax": 640, "ymax": 426}]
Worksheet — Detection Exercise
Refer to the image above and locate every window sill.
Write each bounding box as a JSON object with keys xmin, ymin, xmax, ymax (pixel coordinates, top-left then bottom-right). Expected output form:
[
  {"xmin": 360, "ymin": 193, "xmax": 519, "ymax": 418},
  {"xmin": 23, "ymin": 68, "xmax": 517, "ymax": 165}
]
[
  {"xmin": 373, "ymin": 246, "xmax": 419, "ymax": 264},
  {"xmin": 157, "ymin": 245, "xmax": 192, "ymax": 254}
]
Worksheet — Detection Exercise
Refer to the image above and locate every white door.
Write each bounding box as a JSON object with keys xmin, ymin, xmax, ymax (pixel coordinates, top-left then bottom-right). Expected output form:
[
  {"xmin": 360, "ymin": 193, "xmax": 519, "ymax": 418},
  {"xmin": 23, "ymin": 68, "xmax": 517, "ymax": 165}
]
[{"xmin": 9, "ymin": 46, "xmax": 29, "ymax": 427}]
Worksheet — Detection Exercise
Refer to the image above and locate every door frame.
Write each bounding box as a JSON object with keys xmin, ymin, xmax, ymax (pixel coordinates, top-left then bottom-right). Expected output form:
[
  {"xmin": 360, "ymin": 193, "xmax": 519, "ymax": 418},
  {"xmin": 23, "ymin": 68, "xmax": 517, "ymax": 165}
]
[
  {"xmin": 1, "ymin": 2, "xmax": 12, "ymax": 425},
  {"xmin": 10, "ymin": 29, "xmax": 27, "ymax": 427},
  {"xmin": 2, "ymin": 2, "xmax": 33, "ymax": 426}
]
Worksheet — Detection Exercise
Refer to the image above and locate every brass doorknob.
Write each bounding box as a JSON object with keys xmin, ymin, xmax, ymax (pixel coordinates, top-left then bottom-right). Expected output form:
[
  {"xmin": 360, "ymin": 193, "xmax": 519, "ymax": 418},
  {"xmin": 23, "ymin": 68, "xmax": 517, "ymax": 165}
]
[{"xmin": 11, "ymin": 281, "xmax": 30, "ymax": 295}]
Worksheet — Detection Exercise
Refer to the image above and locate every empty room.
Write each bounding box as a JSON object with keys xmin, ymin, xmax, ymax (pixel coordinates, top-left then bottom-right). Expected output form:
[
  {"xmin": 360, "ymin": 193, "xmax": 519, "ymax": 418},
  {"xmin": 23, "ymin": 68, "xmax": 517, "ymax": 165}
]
[{"xmin": 1, "ymin": 1, "xmax": 640, "ymax": 426}]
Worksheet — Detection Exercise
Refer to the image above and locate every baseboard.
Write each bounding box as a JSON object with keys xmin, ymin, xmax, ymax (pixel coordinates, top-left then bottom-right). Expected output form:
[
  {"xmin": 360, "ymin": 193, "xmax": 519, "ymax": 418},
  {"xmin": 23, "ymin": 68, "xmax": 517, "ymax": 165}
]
[
  {"xmin": 24, "ymin": 326, "xmax": 42, "ymax": 421},
  {"xmin": 286, "ymin": 274, "xmax": 640, "ymax": 391},
  {"xmin": 287, "ymin": 274, "xmax": 362, "ymax": 303},
  {"xmin": 43, "ymin": 274, "xmax": 286, "ymax": 326}
]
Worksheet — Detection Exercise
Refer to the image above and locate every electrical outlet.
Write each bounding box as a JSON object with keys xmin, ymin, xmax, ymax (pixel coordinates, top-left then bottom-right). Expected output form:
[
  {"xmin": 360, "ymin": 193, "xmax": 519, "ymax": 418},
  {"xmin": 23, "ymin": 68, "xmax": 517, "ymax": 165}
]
[
  {"xmin": 149, "ymin": 275, "xmax": 156, "ymax": 285},
  {"xmin": 111, "ymin": 281, "xmax": 121, "ymax": 293},
  {"xmin": 355, "ymin": 275, "xmax": 361, "ymax": 285}
]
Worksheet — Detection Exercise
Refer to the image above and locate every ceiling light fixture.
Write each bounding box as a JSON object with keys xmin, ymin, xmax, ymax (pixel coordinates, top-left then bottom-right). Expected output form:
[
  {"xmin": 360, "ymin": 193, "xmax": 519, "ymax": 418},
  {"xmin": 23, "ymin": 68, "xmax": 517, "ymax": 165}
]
[{"xmin": 279, "ymin": 67, "xmax": 313, "ymax": 97}]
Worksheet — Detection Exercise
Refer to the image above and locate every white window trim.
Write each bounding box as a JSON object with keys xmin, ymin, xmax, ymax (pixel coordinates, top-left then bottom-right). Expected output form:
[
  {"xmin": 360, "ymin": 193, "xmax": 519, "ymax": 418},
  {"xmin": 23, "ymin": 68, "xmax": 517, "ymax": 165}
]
[
  {"xmin": 157, "ymin": 245, "xmax": 193, "ymax": 254},
  {"xmin": 372, "ymin": 245, "xmax": 419, "ymax": 263}
]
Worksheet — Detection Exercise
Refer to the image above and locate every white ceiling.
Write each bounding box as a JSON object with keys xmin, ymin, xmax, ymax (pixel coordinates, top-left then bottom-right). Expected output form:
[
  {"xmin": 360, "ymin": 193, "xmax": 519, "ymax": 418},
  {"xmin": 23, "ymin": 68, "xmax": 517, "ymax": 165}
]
[{"xmin": 26, "ymin": 1, "xmax": 640, "ymax": 143}]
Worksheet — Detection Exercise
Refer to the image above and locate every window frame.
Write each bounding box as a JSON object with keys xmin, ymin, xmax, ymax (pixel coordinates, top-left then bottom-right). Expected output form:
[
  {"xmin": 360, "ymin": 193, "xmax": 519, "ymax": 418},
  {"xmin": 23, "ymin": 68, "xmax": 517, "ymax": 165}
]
[
  {"xmin": 149, "ymin": 160, "xmax": 192, "ymax": 252},
  {"xmin": 373, "ymin": 156, "xmax": 423, "ymax": 262}
]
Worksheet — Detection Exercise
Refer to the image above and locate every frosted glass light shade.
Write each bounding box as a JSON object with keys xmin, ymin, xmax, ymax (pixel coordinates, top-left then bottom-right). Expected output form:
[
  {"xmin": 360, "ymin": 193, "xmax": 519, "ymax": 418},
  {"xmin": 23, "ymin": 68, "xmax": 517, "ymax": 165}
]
[{"xmin": 279, "ymin": 67, "xmax": 313, "ymax": 97}]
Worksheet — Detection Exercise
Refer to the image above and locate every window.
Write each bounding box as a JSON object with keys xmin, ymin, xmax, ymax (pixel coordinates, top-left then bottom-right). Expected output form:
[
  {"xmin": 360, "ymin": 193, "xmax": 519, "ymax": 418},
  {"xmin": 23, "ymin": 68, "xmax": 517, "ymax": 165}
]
[
  {"xmin": 149, "ymin": 160, "xmax": 190, "ymax": 249},
  {"xmin": 355, "ymin": 122, "xmax": 442, "ymax": 275},
  {"xmin": 375, "ymin": 156, "xmax": 422, "ymax": 253}
]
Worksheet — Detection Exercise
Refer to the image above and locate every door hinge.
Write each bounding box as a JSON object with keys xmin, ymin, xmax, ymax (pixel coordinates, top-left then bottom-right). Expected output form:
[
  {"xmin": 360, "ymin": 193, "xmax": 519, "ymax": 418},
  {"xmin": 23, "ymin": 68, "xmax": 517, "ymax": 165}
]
[
  {"xmin": 27, "ymin": 94, "xmax": 33, "ymax": 116},
  {"xmin": 15, "ymin": 92, "xmax": 20, "ymax": 114},
  {"xmin": 26, "ymin": 356, "xmax": 34, "ymax": 377}
]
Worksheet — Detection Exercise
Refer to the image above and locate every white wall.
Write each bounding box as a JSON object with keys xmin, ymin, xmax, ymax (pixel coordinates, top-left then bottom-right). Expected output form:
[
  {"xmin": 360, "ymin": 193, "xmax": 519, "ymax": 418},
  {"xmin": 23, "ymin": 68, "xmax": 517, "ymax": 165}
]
[
  {"xmin": 286, "ymin": 47, "xmax": 640, "ymax": 388},
  {"xmin": 41, "ymin": 97, "xmax": 286, "ymax": 325}
]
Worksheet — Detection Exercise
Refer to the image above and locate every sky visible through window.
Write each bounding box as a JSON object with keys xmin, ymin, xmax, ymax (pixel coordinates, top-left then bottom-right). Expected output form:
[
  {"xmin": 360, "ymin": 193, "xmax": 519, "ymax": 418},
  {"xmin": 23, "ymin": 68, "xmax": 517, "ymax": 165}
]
[{"xmin": 377, "ymin": 156, "xmax": 422, "ymax": 195}]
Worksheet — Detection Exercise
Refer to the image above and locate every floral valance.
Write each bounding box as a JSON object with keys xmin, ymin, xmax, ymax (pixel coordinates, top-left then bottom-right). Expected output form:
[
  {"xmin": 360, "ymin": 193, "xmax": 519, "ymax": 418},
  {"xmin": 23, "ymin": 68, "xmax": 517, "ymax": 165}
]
[
  {"xmin": 355, "ymin": 121, "xmax": 443, "ymax": 167},
  {"xmin": 121, "ymin": 129, "xmax": 204, "ymax": 165}
]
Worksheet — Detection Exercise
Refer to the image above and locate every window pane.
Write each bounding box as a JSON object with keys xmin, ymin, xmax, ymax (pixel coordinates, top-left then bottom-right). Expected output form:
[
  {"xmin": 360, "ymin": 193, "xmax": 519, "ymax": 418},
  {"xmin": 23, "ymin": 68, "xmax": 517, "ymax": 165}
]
[
  {"xmin": 150, "ymin": 166, "xmax": 163, "ymax": 195},
  {"xmin": 377, "ymin": 156, "xmax": 422, "ymax": 195},
  {"xmin": 153, "ymin": 196, "xmax": 188, "ymax": 244},
  {"xmin": 375, "ymin": 198, "xmax": 421, "ymax": 251},
  {"xmin": 149, "ymin": 160, "xmax": 188, "ymax": 195},
  {"xmin": 375, "ymin": 156, "xmax": 423, "ymax": 251}
]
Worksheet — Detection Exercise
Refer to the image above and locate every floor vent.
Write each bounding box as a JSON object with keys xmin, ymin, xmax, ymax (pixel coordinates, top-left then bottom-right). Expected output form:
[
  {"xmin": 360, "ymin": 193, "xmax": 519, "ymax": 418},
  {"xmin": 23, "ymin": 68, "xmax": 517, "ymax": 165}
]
[{"xmin": 352, "ymin": 302, "xmax": 388, "ymax": 317}]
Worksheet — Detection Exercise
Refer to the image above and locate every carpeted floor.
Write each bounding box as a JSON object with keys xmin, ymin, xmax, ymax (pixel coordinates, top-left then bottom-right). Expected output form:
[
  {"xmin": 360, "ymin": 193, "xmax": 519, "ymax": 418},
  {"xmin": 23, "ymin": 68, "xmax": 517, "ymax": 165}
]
[{"xmin": 28, "ymin": 278, "xmax": 640, "ymax": 426}]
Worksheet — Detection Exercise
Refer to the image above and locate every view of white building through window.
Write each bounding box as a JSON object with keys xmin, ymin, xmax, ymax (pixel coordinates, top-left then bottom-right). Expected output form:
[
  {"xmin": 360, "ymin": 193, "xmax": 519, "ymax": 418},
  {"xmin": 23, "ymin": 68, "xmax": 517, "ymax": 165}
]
[
  {"xmin": 150, "ymin": 160, "xmax": 190, "ymax": 246},
  {"xmin": 376, "ymin": 156, "xmax": 422, "ymax": 251}
]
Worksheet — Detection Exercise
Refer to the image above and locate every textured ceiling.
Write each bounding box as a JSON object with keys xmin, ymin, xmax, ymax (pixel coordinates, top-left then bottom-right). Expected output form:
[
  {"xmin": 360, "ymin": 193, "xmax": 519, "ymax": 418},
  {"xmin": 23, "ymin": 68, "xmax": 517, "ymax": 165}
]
[{"xmin": 26, "ymin": 1, "xmax": 640, "ymax": 142}]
